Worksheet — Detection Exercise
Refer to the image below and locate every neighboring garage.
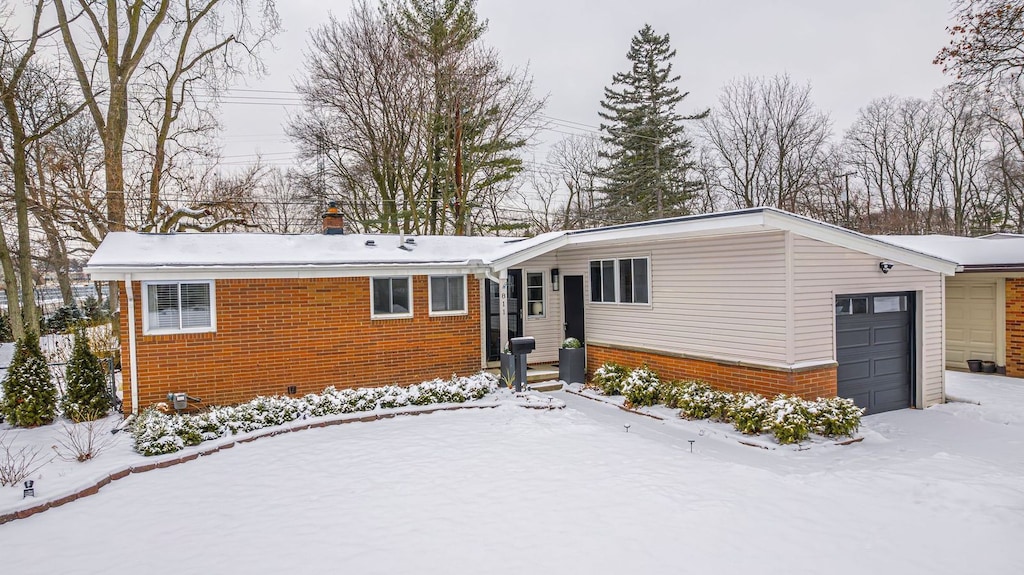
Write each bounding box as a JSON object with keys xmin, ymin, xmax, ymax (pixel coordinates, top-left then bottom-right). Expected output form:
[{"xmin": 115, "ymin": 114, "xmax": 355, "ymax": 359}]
[
  {"xmin": 836, "ymin": 292, "xmax": 913, "ymax": 414},
  {"xmin": 946, "ymin": 277, "xmax": 1001, "ymax": 368},
  {"xmin": 879, "ymin": 234, "xmax": 1024, "ymax": 377}
]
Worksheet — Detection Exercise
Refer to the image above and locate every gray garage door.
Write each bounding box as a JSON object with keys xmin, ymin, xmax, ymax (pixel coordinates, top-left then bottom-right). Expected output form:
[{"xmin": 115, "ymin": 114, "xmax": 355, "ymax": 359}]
[{"xmin": 835, "ymin": 293, "xmax": 913, "ymax": 415}]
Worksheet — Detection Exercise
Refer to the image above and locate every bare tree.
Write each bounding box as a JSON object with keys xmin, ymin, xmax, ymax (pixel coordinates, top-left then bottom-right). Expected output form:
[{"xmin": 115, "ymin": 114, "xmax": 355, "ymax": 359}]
[
  {"xmin": 292, "ymin": 1, "xmax": 543, "ymax": 235},
  {"xmin": 0, "ymin": 2, "xmax": 85, "ymax": 338},
  {"xmin": 936, "ymin": 0, "xmax": 1024, "ymax": 85},
  {"xmin": 251, "ymin": 168, "xmax": 319, "ymax": 234},
  {"xmin": 936, "ymin": 84, "xmax": 988, "ymax": 235},
  {"xmin": 700, "ymin": 74, "xmax": 830, "ymax": 211}
]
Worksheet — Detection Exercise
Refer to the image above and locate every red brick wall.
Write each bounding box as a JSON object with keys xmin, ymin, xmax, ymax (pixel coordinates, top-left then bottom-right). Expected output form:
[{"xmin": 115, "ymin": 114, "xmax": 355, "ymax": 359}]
[
  {"xmin": 120, "ymin": 276, "xmax": 481, "ymax": 413},
  {"xmin": 587, "ymin": 344, "xmax": 837, "ymax": 399},
  {"xmin": 1007, "ymin": 279, "xmax": 1024, "ymax": 377}
]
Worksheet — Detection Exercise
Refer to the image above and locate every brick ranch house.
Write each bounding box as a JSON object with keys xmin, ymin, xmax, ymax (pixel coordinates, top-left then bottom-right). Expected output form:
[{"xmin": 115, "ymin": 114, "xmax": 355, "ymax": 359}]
[
  {"xmin": 85, "ymin": 207, "xmax": 957, "ymax": 416},
  {"xmin": 877, "ymin": 234, "xmax": 1024, "ymax": 377}
]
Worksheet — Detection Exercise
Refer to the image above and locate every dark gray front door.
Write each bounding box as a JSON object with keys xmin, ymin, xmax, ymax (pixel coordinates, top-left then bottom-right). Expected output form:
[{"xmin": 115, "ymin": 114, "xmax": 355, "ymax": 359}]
[
  {"xmin": 563, "ymin": 275, "xmax": 585, "ymax": 343},
  {"xmin": 835, "ymin": 292, "xmax": 914, "ymax": 415}
]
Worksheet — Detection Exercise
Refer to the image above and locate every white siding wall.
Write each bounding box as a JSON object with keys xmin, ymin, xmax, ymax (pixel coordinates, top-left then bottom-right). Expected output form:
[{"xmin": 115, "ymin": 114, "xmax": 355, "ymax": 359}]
[
  {"xmin": 792, "ymin": 236, "xmax": 945, "ymax": 407},
  {"xmin": 518, "ymin": 253, "xmax": 562, "ymax": 363},
  {"xmin": 553, "ymin": 231, "xmax": 790, "ymax": 365}
]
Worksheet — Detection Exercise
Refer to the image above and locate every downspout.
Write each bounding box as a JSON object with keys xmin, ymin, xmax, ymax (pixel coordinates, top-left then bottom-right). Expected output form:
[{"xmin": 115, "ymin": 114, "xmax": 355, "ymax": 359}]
[{"xmin": 124, "ymin": 273, "xmax": 140, "ymax": 415}]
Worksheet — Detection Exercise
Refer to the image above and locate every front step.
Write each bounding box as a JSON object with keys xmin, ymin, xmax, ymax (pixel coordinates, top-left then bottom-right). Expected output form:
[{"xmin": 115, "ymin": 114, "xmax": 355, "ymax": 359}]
[{"xmin": 527, "ymin": 380, "xmax": 564, "ymax": 392}]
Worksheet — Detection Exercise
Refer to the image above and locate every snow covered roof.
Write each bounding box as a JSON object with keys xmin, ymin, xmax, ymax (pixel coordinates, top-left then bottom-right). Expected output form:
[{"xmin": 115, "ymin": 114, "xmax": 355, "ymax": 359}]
[
  {"xmin": 86, "ymin": 232, "xmax": 526, "ymax": 280},
  {"xmin": 86, "ymin": 208, "xmax": 961, "ymax": 280},
  {"xmin": 875, "ymin": 235, "xmax": 1024, "ymax": 271}
]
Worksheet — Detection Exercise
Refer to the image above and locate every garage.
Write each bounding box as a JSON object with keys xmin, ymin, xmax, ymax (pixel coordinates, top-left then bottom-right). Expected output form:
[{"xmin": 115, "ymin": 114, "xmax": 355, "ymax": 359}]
[
  {"xmin": 946, "ymin": 277, "xmax": 998, "ymax": 369},
  {"xmin": 836, "ymin": 292, "xmax": 913, "ymax": 415}
]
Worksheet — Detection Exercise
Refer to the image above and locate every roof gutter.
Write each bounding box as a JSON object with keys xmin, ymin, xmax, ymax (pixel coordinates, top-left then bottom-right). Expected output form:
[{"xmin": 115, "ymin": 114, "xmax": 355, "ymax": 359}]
[{"xmin": 86, "ymin": 261, "xmax": 494, "ymax": 281}]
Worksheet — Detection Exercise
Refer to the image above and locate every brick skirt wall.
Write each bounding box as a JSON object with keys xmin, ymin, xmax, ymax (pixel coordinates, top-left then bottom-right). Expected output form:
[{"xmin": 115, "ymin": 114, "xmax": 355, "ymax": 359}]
[
  {"xmin": 587, "ymin": 344, "xmax": 838, "ymax": 399},
  {"xmin": 120, "ymin": 277, "xmax": 481, "ymax": 413},
  {"xmin": 1007, "ymin": 279, "xmax": 1024, "ymax": 377}
]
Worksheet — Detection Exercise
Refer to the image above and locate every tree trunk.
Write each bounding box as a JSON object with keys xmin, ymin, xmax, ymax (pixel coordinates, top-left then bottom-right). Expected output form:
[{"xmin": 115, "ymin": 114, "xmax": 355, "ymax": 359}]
[
  {"xmin": 0, "ymin": 225, "xmax": 25, "ymax": 341},
  {"xmin": 2, "ymin": 94, "xmax": 40, "ymax": 336}
]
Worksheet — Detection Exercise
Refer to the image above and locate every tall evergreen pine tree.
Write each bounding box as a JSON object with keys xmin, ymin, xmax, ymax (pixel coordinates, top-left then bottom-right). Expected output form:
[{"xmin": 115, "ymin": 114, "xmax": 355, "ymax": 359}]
[
  {"xmin": 63, "ymin": 328, "xmax": 112, "ymax": 422},
  {"xmin": 1, "ymin": 331, "xmax": 57, "ymax": 427},
  {"xmin": 598, "ymin": 24, "xmax": 707, "ymax": 222}
]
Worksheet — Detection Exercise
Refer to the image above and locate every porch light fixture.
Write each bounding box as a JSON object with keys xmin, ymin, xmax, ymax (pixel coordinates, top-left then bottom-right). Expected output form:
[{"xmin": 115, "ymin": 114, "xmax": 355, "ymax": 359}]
[{"xmin": 551, "ymin": 268, "xmax": 560, "ymax": 291}]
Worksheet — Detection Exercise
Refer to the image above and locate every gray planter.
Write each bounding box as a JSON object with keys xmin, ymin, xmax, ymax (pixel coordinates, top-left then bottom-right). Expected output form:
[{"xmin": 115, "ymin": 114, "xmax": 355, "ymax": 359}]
[
  {"xmin": 499, "ymin": 352, "xmax": 515, "ymax": 387},
  {"xmin": 559, "ymin": 347, "xmax": 586, "ymax": 384}
]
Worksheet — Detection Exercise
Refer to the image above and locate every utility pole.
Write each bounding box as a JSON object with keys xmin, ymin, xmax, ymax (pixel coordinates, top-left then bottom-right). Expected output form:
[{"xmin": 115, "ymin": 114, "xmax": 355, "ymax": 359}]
[
  {"xmin": 838, "ymin": 171, "xmax": 856, "ymax": 229},
  {"xmin": 655, "ymin": 146, "xmax": 663, "ymax": 219}
]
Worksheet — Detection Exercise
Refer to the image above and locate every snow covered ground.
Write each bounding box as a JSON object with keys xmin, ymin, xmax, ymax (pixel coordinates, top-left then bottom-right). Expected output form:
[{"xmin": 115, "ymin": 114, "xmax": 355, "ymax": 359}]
[{"xmin": 1, "ymin": 371, "xmax": 1022, "ymax": 574}]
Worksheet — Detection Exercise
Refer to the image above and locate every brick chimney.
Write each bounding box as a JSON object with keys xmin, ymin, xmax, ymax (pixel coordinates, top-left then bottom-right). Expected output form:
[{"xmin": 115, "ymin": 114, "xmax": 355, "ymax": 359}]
[{"xmin": 322, "ymin": 201, "xmax": 344, "ymax": 235}]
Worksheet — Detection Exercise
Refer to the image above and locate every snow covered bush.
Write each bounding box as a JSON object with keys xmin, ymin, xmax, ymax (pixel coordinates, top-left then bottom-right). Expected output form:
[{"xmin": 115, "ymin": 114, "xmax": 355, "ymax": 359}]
[
  {"xmin": 130, "ymin": 373, "xmax": 499, "ymax": 456},
  {"xmin": 674, "ymin": 381, "xmax": 734, "ymax": 421},
  {"xmin": 768, "ymin": 395, "xmax": 813, "ymax": 444},
  {"xmin": 62, "ymin": 328, "xmax": 113, "ymax": 422},
  {"xmin": 728, "ymin": 393, "xmax": 772, "ymax": 435},
  {"xmin": 560, "ymin": 337, "xmax": 582, "ymax": 349},
  {"xmin": 1, "ymin": 331, "xmax": 58, "ymax": 427},
  {"xmin": 811, "ymin": 396, "xmax": 863, "ymax": 437},
  {"xmin": 622, "ymin": 366, "xmax": 661, "ymax": 407},
  {"xmin": 591, "ymin": 362, "xmax": 629, "ymax": 395}
]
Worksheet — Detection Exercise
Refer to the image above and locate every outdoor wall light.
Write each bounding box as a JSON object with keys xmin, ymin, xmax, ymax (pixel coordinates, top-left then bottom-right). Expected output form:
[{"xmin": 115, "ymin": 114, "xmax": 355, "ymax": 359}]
[
  {"xmin": 551, "ymin": 268, "xmax": 560, "ymax": 291},
  {"xmin": 879, "ymin": 261, "xmax": 895, "ymax": 274}
]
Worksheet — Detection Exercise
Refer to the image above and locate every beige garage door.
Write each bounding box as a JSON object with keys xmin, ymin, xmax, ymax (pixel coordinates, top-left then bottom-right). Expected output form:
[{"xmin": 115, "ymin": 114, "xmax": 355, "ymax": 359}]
[{"xmin": 946, "ymin": 278, "xmax": 998, "ymax": 368}]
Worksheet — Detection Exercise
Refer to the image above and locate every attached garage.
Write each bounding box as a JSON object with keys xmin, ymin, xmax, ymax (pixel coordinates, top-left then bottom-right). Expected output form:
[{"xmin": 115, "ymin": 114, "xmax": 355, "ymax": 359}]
[{"xmin": 836, "ymin": 293, "xmax": 913, "ymax": 414}]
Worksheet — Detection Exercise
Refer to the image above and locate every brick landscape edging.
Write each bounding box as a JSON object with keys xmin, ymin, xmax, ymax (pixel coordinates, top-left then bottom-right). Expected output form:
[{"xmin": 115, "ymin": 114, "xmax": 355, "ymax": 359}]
[{"xmin": 0, "ymin": 401, "xmax": 562, "ymax": 526}]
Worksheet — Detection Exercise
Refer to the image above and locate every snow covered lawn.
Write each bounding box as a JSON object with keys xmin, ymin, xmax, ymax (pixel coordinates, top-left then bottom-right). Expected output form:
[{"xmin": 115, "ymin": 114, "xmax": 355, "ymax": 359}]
[{"xmin": 1, "ymin": 371, "xmax": 1023, "ymax": 574}]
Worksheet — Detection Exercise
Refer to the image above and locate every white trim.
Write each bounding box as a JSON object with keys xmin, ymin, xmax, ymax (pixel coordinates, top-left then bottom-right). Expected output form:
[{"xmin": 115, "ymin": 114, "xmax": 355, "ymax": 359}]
[
  {"xmin": 370, "ymin": 276, "xmax": 414, "ymax": 320},
  {"xmin": 86, "ymin": 262, "xmax": 490, "ymax": 282},
  {"xmin": 125, "ymin": 274, "xmax": 139, "ymax": 415},
  {"xmin": 428, "ymin": 274, "xmax": 469, "ymax": 317},
  {"xmin": 140, "ymin": 280, "xmax": 217, "ymax": 336},
  {"xmin": 761, "ymin": 210, "xmax": 958, "ymax": 275}
]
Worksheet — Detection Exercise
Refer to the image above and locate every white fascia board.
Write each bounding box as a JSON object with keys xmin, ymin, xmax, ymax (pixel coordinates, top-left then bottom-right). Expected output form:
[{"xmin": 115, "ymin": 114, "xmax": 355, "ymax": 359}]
[
  {"xmin": 85, "ymin": 262, "xmax": 490, "ymax": 282},
  {"xmin": 567, "ymin": 211, "xmax": 768, "ymax": 246},
  {"xmin": 488, "ymin": 234, "xmax": 570, "ymax": 270},
  {"xmin": 763, "ymin": 210, "xmax": 959, "ymax": 275},
  {"xmin": 489, "ymin": 212, "xmax": 770, "ymax": 269}
]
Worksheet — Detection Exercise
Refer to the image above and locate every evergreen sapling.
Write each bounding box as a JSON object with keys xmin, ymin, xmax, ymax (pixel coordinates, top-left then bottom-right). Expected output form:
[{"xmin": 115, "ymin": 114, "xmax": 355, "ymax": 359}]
[
  {"xmin": 1, "ymin": 331, "xmax": 57, "ymax": 427},
  {"xmin": 63, "ymin": 328, "xmax": 112, "ymax": 422}
]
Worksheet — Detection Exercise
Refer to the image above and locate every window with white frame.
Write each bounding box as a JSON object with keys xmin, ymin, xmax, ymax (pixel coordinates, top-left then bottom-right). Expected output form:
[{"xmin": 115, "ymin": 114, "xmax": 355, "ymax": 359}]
[
  {"xmin": 589, "ymin": 258, "xmax": 649, "ymax": 304},
  {"xmin": 372, "ymin": 277, "xmax": 412, "ymax": 317},
  {"xmin": 143, "ymin": 281, "xmax": 215, "ymax": 334},
  {"xmin": 526, "ymin": 272, "xmax": 544, "ymax": 317},
  {"xmin": 429, "ymin": 275, "xmax": 467, "ymax": 315}
]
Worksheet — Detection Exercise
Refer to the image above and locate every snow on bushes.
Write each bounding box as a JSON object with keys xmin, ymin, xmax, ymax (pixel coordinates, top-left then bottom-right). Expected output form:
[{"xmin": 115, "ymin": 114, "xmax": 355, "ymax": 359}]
[
  {"xmin": 590, "ymin": 362, "xmax": 629, "ymax": 395},
  {"xmin": 670, "ymin": 380, "xmax": 734, "ymax": 421},
  {"xmin": 622, "ymin": 366, "xmax": 661, "ymax": 407},
  {"xmin": 591, "ymin": 362, "xmax": 864, "ymax": 444},
  {"xmin": 131, "ymin": 373, "xmax": 498, "ymax": 456}
]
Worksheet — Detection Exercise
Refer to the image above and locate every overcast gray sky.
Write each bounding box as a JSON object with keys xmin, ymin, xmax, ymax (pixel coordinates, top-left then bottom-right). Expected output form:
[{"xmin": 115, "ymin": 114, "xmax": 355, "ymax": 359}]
[{"xmin": 211, "ymin": 0, "xmax": 956, "ymax": 168}]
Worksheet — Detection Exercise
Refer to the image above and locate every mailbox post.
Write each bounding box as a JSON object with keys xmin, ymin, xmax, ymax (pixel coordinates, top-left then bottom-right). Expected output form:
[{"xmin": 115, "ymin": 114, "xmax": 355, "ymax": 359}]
[{"xmin": 509, "ymin": 336, "xmax": 536, "ymax": 392}]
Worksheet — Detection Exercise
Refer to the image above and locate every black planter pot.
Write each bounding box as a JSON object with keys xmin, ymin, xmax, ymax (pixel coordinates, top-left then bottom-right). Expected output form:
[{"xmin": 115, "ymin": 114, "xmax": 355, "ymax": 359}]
[
  {"xmin": 499, "ymin": 352, "xmax": 515, "ymax": 387},
  {"xmin": 966, "ymin": 359, "xmax": 983, "ymax": 372},
  {"xmin": 559, "ymin": 347, "xmax": 586, "ymax": 384},
  {"xmin": 982, "ymin": 360, "xmax": 997, "ymax": 373}
]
